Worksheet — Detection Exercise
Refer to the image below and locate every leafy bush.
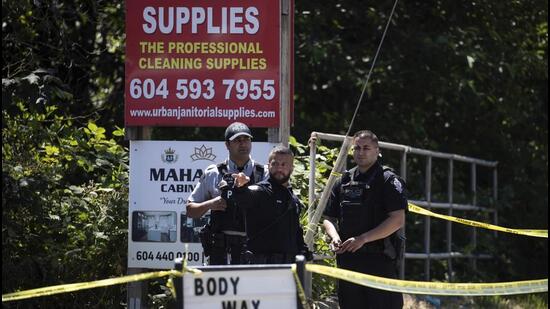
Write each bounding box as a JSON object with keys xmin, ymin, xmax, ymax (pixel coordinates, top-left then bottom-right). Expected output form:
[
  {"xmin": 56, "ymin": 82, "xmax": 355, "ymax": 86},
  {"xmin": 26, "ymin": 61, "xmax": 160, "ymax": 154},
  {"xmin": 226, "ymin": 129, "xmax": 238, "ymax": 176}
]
[
  {"xmin": 2, "ymin": 98, "xmax": 129, "ymax": 307},
  {"xmin": 290, "ymin": 136, "xmax": 340, "ymax": 302}
]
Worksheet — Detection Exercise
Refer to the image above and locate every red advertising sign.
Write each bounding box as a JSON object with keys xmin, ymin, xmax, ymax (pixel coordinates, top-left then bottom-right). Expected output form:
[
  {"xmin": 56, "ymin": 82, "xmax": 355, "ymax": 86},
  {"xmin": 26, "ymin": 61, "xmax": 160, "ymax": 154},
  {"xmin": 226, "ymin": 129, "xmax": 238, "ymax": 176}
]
[{"xmin": 125, "ymin": 1, "xmax": 283, "ymax": 127}]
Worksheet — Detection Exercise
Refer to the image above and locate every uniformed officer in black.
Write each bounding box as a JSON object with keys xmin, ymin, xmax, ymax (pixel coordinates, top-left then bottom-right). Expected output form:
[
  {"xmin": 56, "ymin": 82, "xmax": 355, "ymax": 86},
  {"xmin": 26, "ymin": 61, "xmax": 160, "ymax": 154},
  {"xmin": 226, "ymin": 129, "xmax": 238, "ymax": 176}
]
[
  {"xmin": 323, "ymin": 130, "xmax": 406, "ymax": 309},
  {"xmin": 231, "ymin": 146, "xmax": 310, "ymax": 264},
  {"xmin": 186, "ymin": 122, "xmax": 267, "ymax": 265}
]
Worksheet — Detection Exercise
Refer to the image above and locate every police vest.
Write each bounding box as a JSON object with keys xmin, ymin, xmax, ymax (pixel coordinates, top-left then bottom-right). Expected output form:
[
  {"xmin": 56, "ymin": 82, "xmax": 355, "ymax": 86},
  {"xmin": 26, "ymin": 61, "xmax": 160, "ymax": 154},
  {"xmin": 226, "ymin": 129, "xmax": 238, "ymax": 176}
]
[
  {"xmin": 210, "ymin": 161, "xmax": 265, "ymax": 232},
  {"xmin": 338, "ymin": 164, "xmax": 406, "ymax": 253}
]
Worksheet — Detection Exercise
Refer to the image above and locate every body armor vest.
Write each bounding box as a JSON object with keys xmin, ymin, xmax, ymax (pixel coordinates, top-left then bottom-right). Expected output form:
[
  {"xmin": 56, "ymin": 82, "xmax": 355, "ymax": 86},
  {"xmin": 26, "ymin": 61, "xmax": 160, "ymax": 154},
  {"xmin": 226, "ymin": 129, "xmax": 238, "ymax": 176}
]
[
  {"xmin": 210, "ymin": 161, "xmax": 264, "ymax": 232},
  {"xmin": 339, "ymin": 166, "xmax": 381, "ymax": 241}
]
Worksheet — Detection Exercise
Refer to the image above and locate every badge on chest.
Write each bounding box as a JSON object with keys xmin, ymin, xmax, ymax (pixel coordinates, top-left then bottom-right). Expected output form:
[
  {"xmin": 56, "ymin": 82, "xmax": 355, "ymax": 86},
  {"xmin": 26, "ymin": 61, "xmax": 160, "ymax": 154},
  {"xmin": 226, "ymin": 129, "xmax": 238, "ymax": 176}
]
[{"xmin": 342, "ymin": 181, "xmax": 371, "ymax": 200}]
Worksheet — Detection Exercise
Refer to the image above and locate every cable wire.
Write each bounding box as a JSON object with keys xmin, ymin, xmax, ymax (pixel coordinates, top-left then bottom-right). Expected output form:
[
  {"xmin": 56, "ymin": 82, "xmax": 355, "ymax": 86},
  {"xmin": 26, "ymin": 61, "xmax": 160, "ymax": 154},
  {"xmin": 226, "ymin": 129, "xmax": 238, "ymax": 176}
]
[{"xmin": 346, "ymin": 0, "xmax": 400, "ymax": 137}]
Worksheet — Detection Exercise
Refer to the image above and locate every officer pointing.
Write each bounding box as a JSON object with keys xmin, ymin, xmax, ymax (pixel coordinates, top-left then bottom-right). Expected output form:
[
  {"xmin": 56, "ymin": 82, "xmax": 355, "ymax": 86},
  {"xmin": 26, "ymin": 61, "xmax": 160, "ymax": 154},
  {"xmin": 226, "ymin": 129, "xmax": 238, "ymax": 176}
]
[{"xmin": 230, "ymin": 146, "xmax": 312, "ymax": 264}]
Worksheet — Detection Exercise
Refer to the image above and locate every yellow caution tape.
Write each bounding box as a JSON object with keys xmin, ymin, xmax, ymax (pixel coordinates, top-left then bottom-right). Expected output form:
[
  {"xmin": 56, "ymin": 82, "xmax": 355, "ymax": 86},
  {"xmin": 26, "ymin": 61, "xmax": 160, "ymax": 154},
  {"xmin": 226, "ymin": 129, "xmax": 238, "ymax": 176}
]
[
  {"xmin": 3, "ymin": 204, "xmax": 547, "ymax": 303},
  {"xmin": 2, "ymin": 270, "xmax": 175, "ymax": 302},
  {"xmin": 408, "ymin": 203, "xmax": 548, "ymax": 238},
  {"xmin": 306, "ymin": 264, "xmax": 548, "ymax": 296},
  {"xmin": 291, "ymin": 265, "xmax": 311, "ymax": 309},
  {"xmin": 3, "ymin": 264, "xmax": 547, "ymax": 302},
  {"xmin": 1, "ymin": 267, "xmax": 199, "ymax": 303}
]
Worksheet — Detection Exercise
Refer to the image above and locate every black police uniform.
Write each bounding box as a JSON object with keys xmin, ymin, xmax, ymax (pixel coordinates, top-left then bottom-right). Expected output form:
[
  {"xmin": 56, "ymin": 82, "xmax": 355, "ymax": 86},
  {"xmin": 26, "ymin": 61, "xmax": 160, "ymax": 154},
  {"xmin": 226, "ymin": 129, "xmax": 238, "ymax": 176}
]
[
  {"xmin": 207, "ymin": 162, "xmax": 264, "ymax": 265},
  {"xmin": 324, "ymin": 161, "xmax": 407, "ymax": 309},
  {"xmin": 231, "ymin": 178, "xmax": 310, "ymax": 264}
]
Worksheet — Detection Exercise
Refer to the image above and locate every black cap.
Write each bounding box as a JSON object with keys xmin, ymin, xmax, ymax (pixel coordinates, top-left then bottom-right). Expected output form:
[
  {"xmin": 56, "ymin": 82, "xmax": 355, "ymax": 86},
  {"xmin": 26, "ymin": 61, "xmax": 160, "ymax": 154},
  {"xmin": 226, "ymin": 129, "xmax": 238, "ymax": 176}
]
[{"xmin": 225, "ymin": 122, "xmax": 253, "ymax": 141}]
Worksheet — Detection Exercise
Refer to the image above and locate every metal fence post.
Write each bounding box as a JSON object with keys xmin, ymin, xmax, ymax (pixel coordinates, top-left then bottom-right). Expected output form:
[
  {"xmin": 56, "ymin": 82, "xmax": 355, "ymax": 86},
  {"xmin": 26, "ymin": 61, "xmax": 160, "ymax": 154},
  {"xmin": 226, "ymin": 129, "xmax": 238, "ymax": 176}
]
[
  {"xmin": 424, "ymin": 156, "xmax": 432, "ymax": 281},
  {"xmin": 447, "ymin": 159, "xmax": 454, "ymax": 282},
  {"xmin": 471, "ymin": 163, "xmax": 477, "ymax": 272},
  {"xmin": 399, "ymin": 150, "xmax": 407, "ymax": 279}
]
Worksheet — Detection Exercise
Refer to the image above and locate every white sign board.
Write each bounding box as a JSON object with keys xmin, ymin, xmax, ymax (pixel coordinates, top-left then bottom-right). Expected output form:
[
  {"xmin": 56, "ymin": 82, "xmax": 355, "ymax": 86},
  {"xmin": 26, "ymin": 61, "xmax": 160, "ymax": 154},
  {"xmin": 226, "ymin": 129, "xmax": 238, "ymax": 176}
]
[
  {"xmin": 128, "ymin": 140, "xmax": 276, "ymax": 269},
  {"xmin": 183, "ymin": 266, "xmax": 297, "ymax": 309}
]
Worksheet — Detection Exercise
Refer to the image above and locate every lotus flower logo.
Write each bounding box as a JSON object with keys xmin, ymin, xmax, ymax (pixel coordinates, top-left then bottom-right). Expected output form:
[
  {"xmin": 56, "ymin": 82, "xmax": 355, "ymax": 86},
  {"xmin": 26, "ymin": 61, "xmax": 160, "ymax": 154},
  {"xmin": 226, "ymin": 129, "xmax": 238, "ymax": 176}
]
[{"xmin": 190, "ymin": 145, "xmax": 216, "ymax": 162}]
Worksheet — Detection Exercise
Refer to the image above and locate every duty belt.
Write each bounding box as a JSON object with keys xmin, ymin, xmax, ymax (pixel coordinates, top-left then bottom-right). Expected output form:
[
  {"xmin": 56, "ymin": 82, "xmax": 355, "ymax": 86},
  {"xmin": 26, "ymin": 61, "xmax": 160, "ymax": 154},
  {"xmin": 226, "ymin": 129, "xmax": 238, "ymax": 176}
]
[
  {"xmin": 213, "ymin": 232, "xmax": 246, "ymax": 248},
  {"xmin": 250, "ymin": 253, "xmax": 296, "ymax": 264}
]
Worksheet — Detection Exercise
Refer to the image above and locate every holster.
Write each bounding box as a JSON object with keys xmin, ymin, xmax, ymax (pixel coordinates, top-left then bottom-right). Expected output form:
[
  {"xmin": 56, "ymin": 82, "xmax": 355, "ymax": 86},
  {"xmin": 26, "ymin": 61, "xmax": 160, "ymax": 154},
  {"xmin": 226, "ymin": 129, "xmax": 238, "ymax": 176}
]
[
  {"xmin": 213, "ymin": 232, "xmax": 226, "ymax": 248},
  {"xmin": 209, "ymin": 233, "xmax": 247, "ymax": 265},
  {"xmin": 241, "ymin": 249, "xmax": 254, "ymax": 264},
  {"xmin": 198, "ymin": 224, "xmax": 214, "ymax": 257}
]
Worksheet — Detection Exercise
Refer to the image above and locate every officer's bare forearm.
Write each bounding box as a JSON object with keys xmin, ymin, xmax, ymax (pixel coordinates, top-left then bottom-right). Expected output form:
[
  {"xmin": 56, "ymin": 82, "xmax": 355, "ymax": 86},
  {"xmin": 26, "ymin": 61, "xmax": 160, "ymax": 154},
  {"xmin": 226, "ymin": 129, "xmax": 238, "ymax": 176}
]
[
  {"xmin": 186, "ymin": 197, "xmax": 223, "ymax": 218},
  {"xmin": 322, "ymin": 217, "xmax": 341, "ymax": 242},
  {"xmin": 358, "ymin": 209, "xmax": 405, "ymax": 243}
]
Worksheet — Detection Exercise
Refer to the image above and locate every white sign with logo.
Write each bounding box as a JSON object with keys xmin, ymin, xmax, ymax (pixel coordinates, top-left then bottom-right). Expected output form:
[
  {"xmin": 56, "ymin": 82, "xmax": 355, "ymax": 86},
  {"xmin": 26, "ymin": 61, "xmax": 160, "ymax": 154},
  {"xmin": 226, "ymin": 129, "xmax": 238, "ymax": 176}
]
[
  {"xmin": 128, "ymin": 141, "xmax": 276, "ymax": 269},
  {"xmin": 182, "ymin": 266, "xmax": 297, "ymax": 309}
]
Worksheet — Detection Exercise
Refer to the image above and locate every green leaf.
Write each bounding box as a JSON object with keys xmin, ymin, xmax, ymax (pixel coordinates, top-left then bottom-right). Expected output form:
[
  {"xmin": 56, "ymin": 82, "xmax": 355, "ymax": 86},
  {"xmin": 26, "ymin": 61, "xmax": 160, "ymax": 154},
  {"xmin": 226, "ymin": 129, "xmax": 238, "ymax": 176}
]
[
  {"xmin": 45, "ymin": 145, "xmax": 60, "ymax": 156},
  {"xmin": 112, "ymin": 127, "xmax": 125, "ymax": 136},
  {"xmin": 87, "ymin": 122, "xmax": 98, "ymax": 132},
  {"xmin": 68, "ymin": 185, "xmax": 84, "ymax": 194}
]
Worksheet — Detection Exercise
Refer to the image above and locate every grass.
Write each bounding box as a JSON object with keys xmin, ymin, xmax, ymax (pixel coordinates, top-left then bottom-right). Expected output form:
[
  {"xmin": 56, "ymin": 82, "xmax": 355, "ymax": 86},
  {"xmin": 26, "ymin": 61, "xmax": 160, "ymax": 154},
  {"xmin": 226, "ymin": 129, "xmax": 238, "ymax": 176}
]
[{"xmin": 405, "ymin": 293, "xmax": 548, "ymax": 309}]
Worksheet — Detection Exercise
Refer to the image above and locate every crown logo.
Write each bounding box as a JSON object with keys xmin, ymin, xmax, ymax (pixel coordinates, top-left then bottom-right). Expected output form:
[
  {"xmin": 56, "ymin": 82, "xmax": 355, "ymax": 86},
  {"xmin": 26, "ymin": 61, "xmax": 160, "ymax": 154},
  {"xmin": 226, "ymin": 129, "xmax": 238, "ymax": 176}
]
[
  {"xmin": 190, "ymin": 145, "xmax": 216, "ymax": 162},
  {"xmin": 161, "ymin": 147, "xmax": 178, "ymax": 163}
]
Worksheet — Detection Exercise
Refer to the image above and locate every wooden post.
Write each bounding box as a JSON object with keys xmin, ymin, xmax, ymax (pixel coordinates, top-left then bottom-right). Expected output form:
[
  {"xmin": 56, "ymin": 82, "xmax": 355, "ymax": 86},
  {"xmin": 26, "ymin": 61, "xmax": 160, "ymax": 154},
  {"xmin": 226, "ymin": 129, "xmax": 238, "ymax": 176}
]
[
  {"xmin": 277, "ymin": 0, "xmax": 292, "ymax": 146},
  {"xmin": 125, "ymin": 126, "xmax": 151, "ymax": 309}
]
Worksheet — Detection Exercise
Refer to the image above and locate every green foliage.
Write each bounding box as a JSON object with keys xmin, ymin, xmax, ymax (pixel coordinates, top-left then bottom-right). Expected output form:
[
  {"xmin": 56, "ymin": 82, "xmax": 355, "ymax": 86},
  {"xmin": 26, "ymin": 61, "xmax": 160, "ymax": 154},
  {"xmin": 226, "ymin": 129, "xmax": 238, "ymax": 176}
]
[
  {"xmin": 2, "ymin": 0, "xmax": 547, "ymax": 307},
  {"xmin": 438, "ymin": 293, "xmax": 549, "ymax": 309},
  {"xmin": 475, "ymin": 294, "xmax": 549, "ymax": 309},
  {"xmin": 2, "ymin": 99, "xmax": 129, "ymax": 307},
  {"xmin": 2, "ymin": 0, "xmax": 126, "ymax": 129},
  {"xmin": 290, "ymin": 137, "xmax": 340, "ymax": 302},
  {"xmin": 294, "ymin": 0, "xmax": 547, "ymax": 286}
]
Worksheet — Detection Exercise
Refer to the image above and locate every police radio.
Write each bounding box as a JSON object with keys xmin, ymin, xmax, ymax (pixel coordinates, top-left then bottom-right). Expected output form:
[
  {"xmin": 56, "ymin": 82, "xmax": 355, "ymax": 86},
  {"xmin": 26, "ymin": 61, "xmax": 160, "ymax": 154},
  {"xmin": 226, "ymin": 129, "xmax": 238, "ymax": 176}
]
[{"xmin": 218, "ymin": 173, "xmax": 236, "ymax": 203}]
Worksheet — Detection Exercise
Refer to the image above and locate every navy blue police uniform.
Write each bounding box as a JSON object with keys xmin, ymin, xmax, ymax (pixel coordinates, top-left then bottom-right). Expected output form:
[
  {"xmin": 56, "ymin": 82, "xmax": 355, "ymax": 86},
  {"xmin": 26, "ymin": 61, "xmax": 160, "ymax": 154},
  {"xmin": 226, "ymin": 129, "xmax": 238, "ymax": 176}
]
[{"xmin": 231, "ymin": 178, "xmax": 310, "ymax": 264}]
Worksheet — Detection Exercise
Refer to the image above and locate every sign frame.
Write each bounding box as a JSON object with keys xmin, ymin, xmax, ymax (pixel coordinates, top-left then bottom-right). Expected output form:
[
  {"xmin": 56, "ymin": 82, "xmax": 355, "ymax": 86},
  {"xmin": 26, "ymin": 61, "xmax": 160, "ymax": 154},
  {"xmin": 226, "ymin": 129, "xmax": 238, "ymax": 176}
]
[
  {"xmin": 128, "ymin": 140, "xmax": 276, "ymax": 269},
  {"xmin": 174, "ymin": 261, "xmax": 305, "ymax": 309},
  {"xmin": 124, "ymin": 0, "xmax": 290, "ymax": 128}
]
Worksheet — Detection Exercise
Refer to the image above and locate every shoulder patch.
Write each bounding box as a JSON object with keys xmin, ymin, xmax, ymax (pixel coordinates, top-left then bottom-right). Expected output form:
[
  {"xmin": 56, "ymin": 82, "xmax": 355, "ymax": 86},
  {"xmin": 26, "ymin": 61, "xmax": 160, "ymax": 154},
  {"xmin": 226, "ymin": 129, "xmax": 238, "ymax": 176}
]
[
  {"xmin": 392, "ymin": 177, "xmax": 403, "ymax": 193},
  {"xmin": 204, "ymin": 164, "xmax": 218, "ymax": 172},
  {"xmin": 205, "ymin": 163, "xmax": 217, "ymax": 170}
]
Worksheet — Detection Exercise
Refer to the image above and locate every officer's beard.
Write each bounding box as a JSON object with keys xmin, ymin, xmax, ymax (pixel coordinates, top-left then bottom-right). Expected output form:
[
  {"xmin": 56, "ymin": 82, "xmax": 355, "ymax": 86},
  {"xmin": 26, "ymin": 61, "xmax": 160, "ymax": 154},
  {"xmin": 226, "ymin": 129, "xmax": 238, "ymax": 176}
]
[{"xmin": 270, "ymin": 172, "xmax": 291, "ymax": 185}]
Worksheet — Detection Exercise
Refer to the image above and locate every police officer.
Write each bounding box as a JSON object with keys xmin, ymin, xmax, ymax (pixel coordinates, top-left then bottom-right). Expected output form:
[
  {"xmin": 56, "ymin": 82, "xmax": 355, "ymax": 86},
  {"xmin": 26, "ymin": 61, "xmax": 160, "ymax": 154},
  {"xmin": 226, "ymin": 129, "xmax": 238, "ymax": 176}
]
[
  {"xmin": 322, "ymin": 130, "xmax": 406, "ymax": 309},
  {"xmin": 231, "ymin": 146, "xmax": 311, "ymax": 264},
  {"xmin": 186, "ymin": 122, "xmax": 267, "ymax": 265}
]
